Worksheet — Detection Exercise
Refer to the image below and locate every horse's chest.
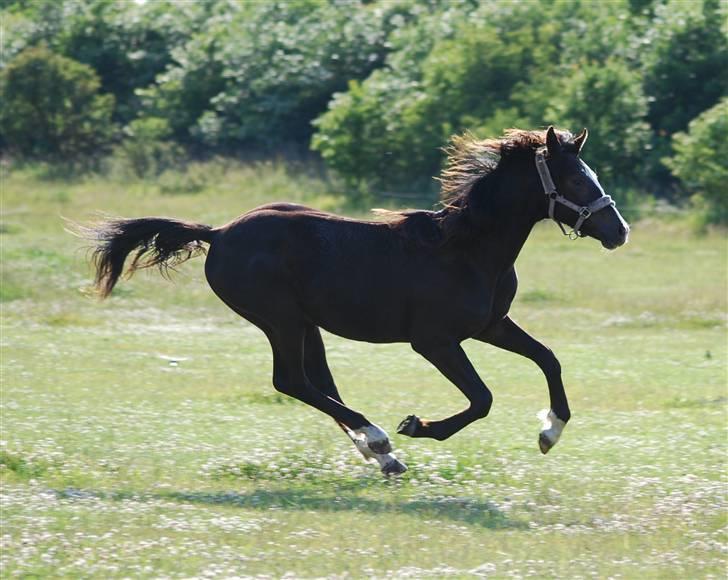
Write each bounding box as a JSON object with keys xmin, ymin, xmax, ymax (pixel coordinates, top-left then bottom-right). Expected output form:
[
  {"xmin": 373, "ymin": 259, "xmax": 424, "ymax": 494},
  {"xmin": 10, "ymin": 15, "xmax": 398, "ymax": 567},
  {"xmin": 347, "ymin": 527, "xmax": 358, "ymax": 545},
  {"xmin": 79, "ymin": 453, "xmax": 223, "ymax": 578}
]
[
  {"xmin": 431, "ymin": 266, "xmax": 518, "ymax": 338},
  {"xmin": 411, "ymin": 271, "xmax": 496, "ymax": 337}
]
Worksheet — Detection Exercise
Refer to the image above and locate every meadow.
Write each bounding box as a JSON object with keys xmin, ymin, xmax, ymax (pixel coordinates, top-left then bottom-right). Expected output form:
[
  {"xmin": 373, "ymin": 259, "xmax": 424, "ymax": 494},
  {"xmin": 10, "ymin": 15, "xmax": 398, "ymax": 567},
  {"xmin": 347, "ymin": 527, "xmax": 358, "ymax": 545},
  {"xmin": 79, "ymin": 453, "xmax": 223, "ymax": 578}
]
[{"xmin": 1, "ymin": 163, "xmax": 726, "ymax": 578}]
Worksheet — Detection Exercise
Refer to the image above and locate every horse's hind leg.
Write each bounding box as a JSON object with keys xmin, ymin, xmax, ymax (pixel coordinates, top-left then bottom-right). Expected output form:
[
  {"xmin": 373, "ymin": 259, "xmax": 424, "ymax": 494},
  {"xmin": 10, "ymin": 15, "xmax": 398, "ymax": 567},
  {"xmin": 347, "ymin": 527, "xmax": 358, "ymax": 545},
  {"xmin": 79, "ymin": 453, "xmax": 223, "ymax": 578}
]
[
  {"xmin": 302, "ymin": 326, "xmax": 406, "ymax": 475},
  {"xmin": 303, "ymin": 326, "xmax": 344, "ymax": 403},
  {"xmin": 270, "ymin": 326, "xmax": 364, "ymax": 427},
  {"xmin": 270, "ymin": 325, "xmax": 404, "ymax": 474}
]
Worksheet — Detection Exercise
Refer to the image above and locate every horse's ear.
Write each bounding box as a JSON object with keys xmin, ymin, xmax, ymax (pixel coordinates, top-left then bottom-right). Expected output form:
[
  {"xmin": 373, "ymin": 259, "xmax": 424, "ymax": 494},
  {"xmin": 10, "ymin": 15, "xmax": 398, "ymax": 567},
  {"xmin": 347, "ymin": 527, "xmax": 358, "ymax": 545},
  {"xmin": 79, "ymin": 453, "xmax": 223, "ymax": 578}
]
[
  {"xmin": 574, "ymin": 128, "xmax": 588, "ymax": 155},
  {"xmin": 546, "ymin": 126, "xmax": 562, "ymax": 157}
]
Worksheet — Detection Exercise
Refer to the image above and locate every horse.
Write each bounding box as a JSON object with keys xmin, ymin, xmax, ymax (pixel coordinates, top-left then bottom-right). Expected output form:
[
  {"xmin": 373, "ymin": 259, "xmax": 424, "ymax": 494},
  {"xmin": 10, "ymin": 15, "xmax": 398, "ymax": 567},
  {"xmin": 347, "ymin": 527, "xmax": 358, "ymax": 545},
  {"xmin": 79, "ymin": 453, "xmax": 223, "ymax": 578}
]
[{"xmin": 80, "ymin": 127, "xmax": 629, "ymax": 475}]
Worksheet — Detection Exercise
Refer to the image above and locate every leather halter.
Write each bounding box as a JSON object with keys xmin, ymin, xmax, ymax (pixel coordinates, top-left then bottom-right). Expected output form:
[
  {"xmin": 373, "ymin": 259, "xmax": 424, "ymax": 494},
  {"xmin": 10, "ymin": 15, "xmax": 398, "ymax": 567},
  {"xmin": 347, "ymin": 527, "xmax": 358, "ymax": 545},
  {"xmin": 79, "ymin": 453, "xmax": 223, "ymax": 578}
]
[{"xmin": 535, "ymin": 147, "xmax": 615, "ymax": 239}]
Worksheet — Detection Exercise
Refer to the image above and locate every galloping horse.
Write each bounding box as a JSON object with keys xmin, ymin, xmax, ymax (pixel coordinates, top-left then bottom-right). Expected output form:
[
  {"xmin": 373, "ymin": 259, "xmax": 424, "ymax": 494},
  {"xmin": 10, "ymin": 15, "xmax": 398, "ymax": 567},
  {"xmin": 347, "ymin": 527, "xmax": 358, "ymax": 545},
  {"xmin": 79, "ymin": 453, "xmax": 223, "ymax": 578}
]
[{"xmin": 83, "ymin": 127, "xmax": 629, "ymax": 475}]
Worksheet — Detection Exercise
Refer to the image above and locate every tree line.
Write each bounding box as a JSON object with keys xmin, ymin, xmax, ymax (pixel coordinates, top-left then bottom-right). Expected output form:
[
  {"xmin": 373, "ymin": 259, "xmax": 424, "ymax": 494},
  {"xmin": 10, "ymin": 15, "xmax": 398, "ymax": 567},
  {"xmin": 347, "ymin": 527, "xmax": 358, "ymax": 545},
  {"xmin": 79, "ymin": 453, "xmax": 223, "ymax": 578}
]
[{"xmin": 1, "ymin": 0, "xmax": 726, "ymax": 222}]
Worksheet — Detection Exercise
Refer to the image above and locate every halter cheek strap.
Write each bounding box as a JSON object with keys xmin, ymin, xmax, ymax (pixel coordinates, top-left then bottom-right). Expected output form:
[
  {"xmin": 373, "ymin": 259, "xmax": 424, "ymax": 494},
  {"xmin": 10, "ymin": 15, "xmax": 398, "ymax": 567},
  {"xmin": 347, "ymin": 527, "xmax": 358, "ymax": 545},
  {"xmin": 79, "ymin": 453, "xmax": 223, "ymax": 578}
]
[{"xmin": 535, "ymin": 147, "xmax": 614, "ymax": 239}]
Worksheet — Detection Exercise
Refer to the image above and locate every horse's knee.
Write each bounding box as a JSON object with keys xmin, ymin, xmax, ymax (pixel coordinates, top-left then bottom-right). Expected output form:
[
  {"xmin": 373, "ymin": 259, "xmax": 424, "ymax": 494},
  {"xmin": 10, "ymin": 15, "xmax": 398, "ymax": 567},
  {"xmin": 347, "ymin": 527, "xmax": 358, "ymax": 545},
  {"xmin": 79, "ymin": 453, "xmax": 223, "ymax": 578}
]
[{"xmin": 470, "ymin": 391, "xmax": 493, "ymax": 419}]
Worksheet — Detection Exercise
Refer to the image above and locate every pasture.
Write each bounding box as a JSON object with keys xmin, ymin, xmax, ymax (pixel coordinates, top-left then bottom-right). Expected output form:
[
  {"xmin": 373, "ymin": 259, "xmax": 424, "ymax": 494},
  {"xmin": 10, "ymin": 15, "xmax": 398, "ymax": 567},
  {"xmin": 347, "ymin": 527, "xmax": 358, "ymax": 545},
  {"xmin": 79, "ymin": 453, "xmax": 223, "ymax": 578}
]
[{"xmin": 1, "ymin": 164, "xmax": 726, "ymax": 578}]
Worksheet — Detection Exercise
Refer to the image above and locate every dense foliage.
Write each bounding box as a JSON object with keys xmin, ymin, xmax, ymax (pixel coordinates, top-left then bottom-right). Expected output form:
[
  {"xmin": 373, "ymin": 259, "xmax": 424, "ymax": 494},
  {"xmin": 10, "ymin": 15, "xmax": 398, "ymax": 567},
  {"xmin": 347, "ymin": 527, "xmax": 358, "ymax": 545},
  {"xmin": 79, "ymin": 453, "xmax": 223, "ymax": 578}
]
[
  {"xmin": 1, "ymin": 0, "xmax": 726, "ymax": 219},
  {"xmin": 0, "ymin": 45, "xmax": 115, "ymax": 161},
  {"xmin": 664, "ymin": 99, "xmax": 728, "ymax": 225}
]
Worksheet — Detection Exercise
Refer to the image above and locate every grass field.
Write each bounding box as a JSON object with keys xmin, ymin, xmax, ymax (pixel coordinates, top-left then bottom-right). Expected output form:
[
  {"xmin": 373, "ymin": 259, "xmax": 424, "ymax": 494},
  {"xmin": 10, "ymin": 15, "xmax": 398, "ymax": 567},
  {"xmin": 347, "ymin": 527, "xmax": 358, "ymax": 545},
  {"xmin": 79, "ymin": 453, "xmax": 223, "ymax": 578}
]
[{"xmin": 1, "ymin": 164, "xmax": 726, "ymax": 578}]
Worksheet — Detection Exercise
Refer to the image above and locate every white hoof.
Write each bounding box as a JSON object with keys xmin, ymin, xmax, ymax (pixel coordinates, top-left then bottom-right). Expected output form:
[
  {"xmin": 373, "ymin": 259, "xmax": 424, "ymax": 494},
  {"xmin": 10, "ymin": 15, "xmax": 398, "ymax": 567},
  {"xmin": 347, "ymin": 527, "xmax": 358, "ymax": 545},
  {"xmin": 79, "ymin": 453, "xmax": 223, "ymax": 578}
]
[
  {"xmin": 353, "ymin": 424, "xmax": 392, "ymax": 455},
  {"xmin": 538, "ymin": 409, "xmax": 566, "ymax": 454}
]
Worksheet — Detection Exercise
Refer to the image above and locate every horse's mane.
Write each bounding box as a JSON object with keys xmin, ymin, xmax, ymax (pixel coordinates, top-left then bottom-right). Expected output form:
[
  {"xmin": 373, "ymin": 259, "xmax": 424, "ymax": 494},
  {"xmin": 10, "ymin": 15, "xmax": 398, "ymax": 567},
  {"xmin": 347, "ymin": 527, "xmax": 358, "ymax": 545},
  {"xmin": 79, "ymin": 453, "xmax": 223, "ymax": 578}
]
[
  {"xmin": 377, "ymin": 128, "xmax": 576, "ymax": 246},
  {"xmin": 439, "ymin": 128, "xmax": 575, "ymax": 204}
]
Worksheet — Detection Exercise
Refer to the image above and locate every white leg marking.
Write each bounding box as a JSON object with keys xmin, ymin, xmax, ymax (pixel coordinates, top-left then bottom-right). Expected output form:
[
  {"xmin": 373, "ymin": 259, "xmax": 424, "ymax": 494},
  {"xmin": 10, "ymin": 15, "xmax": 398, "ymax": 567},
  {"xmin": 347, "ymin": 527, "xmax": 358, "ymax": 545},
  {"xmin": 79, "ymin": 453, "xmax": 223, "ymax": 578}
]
[
  {"xmin": 344, "ymin": 426, "xmax": 406, "ymax": 475},
  {"xmin": 538, "ymin": 409, "xmax": 566, "ymax": 453},
  {"xmin": 353, "ymin": 424, "xmax": 388, "ymax": 446},
  {"xmin": 350, "ymin": 431, "xmax": 378, "ymax": 462},
  {"xmin": 352, "ymin": 423, "xmax": 392, "ymax": 454}
]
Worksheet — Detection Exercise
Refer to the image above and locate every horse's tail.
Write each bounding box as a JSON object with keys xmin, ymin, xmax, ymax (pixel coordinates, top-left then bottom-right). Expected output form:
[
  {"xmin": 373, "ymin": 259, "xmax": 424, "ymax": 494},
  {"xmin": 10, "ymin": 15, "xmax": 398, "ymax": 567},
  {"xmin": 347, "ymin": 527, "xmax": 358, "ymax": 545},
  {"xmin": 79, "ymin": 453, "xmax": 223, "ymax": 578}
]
[{"xmin": 77, "ymin": 217, "xmax": 216, "ymax": 298}]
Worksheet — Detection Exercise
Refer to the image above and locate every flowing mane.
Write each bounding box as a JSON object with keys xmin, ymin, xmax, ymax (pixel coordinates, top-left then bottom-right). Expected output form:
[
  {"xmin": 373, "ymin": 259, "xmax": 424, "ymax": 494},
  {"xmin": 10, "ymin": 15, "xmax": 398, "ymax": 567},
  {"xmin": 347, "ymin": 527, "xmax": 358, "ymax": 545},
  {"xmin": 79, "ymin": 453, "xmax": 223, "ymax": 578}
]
[
  {"xmin": 439, "ymin": 128, "xmax": 575, "ymax": 204},
  {"xmin": 378, "ymin": 128, "xmax": 576, "ymax": 246}
]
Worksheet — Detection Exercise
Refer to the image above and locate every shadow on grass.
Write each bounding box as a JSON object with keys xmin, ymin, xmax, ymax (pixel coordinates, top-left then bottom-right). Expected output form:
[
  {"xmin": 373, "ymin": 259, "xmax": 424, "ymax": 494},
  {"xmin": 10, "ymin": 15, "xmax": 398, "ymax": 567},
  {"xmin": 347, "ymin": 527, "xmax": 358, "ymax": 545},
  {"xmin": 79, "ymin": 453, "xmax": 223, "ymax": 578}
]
[
  {"xmin": 53, "ymin": 485, "xmax": 522, "ymax": 529},
  {"xmin": 165, "ymin": 488, "xmax": 522, "ymax": 529}
]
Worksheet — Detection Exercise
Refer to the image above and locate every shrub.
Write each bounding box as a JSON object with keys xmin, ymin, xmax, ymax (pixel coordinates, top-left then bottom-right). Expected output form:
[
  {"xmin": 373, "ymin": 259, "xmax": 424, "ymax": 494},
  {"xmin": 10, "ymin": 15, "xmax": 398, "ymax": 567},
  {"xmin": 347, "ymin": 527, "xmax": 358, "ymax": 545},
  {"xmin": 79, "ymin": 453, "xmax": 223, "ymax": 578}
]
[
  {"xmin": 641, "ymin": 0, "xmax": 728, "ymax": 135},
  {"xmin": 1, "ymin": 0, "xmax": 207, "ymax": 125},
  {"xmin": 312, "ymin": 75, "xmax": 445, "ymax": 194},
  {"xmin": 311, "ymin": 4, "xmax": 487, "ymax": 193},
  {"xmin": 638, "ymin": 0, "xmax": 728, "ymax": 186},
  {"xmin": 0, "ymin": 45, "xmax": 115, "ymax": 162},
  {"xmin": 545, "ymin": 59, "xmax": 651, "ymax": 188},
  {"xmin": 144, "ymin": 0, "xmax": 399, "ymax": 150},
  {"xmin": 664, "ymin": 99, "xmax": 728, "ymax": 226},
  {"xmin": 112, "ymin": 117, "xmax": 182, "ymax": 178}
]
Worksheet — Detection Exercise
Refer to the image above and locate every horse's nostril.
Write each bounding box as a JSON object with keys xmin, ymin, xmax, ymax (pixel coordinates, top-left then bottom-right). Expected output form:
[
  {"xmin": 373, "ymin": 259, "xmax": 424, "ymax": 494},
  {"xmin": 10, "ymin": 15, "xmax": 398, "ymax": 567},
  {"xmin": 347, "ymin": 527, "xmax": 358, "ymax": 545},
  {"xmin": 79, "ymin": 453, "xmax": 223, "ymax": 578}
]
[{"xmin": 618, "ymin": 224, "xmax": 628, "ymax": 237}]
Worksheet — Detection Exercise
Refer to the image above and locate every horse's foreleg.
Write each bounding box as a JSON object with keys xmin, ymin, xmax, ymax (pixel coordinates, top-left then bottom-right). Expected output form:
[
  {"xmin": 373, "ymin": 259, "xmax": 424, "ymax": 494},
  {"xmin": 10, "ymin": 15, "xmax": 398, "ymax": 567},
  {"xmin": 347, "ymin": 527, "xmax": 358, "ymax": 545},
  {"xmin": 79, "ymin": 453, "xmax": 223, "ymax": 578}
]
[
  {"xmin": 476, "ymin": 316, "xmax": 570, "ymax": 454},
  {"xmin": 397, "ymin": 340, "xmax": 493, "ymax": 441}
]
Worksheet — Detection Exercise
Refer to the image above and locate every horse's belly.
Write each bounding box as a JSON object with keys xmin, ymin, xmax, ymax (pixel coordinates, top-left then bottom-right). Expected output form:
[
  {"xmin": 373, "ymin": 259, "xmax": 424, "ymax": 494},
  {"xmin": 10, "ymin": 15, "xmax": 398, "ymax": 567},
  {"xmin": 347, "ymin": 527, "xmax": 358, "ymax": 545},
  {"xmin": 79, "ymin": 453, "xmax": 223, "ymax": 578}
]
[{"xmin": 306, "ymin": 293, "xmax": 411, "ymax": 343}]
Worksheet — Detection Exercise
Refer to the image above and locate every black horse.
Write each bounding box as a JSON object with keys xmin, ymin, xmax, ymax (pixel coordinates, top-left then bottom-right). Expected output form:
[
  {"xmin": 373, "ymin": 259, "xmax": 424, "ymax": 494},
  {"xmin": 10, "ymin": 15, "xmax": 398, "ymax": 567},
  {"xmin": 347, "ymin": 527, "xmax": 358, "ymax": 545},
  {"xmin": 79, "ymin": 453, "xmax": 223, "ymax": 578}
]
[{"xmin": 83, "ymin": 127, "xmax": 629, "ymax": 475}]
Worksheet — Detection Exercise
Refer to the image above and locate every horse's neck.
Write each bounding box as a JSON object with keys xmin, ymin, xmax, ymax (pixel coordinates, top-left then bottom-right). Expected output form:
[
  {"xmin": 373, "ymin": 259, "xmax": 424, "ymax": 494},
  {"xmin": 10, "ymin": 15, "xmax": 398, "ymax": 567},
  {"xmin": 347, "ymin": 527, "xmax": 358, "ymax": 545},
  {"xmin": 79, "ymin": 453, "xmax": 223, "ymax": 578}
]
[
  {"xmin": 466, "ymin": 170, "xmax": 541, "ymax": 274},
  {"xmin": 478, "ymin": 216, "xmax": 536, "ymax": 274}
]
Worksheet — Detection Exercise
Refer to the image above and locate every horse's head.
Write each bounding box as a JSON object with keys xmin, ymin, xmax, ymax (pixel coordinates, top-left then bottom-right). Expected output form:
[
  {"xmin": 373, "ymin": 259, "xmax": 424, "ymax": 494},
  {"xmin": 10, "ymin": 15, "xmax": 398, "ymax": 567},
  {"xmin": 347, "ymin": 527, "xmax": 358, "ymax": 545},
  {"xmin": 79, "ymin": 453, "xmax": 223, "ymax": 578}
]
[{"xmin": 540, "ymin": 126, "xmax": 629, "ymax": 250}]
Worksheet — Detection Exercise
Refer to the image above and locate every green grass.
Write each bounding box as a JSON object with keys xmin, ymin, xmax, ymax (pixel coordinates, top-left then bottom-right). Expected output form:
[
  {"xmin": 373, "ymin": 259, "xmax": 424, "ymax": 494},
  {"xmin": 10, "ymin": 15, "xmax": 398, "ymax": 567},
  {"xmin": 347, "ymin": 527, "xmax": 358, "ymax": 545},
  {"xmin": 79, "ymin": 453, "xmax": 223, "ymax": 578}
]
[{"xmin": 1, "ymin": 164, "xmax": 726, "ymax": 577}]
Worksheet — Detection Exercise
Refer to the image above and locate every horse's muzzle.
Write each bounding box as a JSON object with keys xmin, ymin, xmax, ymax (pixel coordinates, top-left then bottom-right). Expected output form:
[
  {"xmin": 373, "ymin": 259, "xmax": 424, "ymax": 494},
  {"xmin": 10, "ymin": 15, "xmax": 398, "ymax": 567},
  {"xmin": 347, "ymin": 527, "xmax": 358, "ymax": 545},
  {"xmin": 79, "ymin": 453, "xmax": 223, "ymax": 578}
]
[{"xmin": 601, "ymin": 223, "xmax": 629, "ymax": 250}]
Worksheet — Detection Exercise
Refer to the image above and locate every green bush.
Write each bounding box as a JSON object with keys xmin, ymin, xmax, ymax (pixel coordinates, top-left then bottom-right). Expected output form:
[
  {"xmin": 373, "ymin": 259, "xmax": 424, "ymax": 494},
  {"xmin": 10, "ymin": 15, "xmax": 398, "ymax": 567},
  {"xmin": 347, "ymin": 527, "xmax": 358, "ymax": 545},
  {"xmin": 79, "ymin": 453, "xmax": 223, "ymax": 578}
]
[
  {"xmin": 311, "ymin": 4, "xmax": 516, "ymax": 193},
  {"xmin": 312, "ymin": 74, "xmax": 445, "ymax": 194},
  {"xmin": 143, "ymin": 0, "xmax": 402, "ymax": 150},
  {"xmin": 112, "ymin": 117, "xmax": 182, "ymax": 178},
  {"xmin": 641, "ymin": 0, "xmax": 727, "ymax": 135},
  {"xmin": 545, "ymin": 59, "xmax": 651, "ymax": 187},
  {"xmin": 664, "ymin": 99, "xmax": 728, "ymax": 226},
  {"xmin": 1, "ymin": 0, "xmax": 207, "ymax": 125},
  {"xmin": 0, "ymin": 45, "xmax": 115, "ymax": 162},
  {"xmin": 638, "ymin": 0, "xmax": 728, "ymax": 186}
]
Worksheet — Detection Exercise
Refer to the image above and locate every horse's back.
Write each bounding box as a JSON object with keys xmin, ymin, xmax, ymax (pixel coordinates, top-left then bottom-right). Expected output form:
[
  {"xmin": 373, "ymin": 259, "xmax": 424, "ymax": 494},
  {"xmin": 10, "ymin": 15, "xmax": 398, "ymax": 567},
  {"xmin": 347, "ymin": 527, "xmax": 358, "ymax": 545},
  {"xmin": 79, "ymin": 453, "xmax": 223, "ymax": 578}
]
[
  {"xmin": 213, "ymin": 203, "xmax": 396, "ymax": 264},
  {"xmin": 204, "ymin": 204, "xmax": 413, "ymax": 338}
]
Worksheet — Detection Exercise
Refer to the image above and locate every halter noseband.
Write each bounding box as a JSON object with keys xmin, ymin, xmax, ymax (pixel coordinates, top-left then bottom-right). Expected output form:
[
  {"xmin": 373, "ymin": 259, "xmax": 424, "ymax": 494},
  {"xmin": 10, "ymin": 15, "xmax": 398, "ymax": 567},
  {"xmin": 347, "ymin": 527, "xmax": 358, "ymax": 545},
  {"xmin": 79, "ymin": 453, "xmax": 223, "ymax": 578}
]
[{"xmin": 535, "ymin": 147, "xmax": 614, "ymax": 239}]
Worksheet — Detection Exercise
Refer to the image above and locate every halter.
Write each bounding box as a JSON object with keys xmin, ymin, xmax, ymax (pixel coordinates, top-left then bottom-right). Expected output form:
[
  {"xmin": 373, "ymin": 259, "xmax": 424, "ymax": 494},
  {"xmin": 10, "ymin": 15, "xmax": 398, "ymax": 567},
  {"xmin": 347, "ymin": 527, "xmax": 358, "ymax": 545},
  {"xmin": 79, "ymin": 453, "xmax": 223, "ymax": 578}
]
[{"xmin": 535, "ymin": 147, "xmax": 614, "ymax": 239}]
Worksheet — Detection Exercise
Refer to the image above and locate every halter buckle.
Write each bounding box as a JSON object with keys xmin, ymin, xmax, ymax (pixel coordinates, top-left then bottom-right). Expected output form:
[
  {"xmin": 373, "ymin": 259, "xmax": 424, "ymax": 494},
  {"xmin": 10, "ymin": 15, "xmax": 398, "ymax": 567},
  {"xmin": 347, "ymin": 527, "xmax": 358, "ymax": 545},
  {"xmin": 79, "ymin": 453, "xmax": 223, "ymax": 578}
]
[{"xmin": 579, "ymin": 207, "xmax": 591, "ymax": 219}]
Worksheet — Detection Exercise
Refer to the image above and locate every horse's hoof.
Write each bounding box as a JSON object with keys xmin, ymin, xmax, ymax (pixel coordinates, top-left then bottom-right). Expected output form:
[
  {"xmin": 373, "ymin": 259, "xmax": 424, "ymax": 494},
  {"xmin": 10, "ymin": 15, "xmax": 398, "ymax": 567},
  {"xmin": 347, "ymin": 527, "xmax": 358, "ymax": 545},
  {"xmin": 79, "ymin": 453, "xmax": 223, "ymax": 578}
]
[
  {"xmin": 537, "ymin": 409, "xmax": 565, "ymax": 454},
  {"xmin": 381, "ymin": 458, "xmax": 407, "ymax": 476},
  {"xmin": 397, "ymin": 415, "xmax": 420, "ymax": 437},
  {"xmin": 539, "ymin": 432, "xmax": 553, "ymax": 454}
]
